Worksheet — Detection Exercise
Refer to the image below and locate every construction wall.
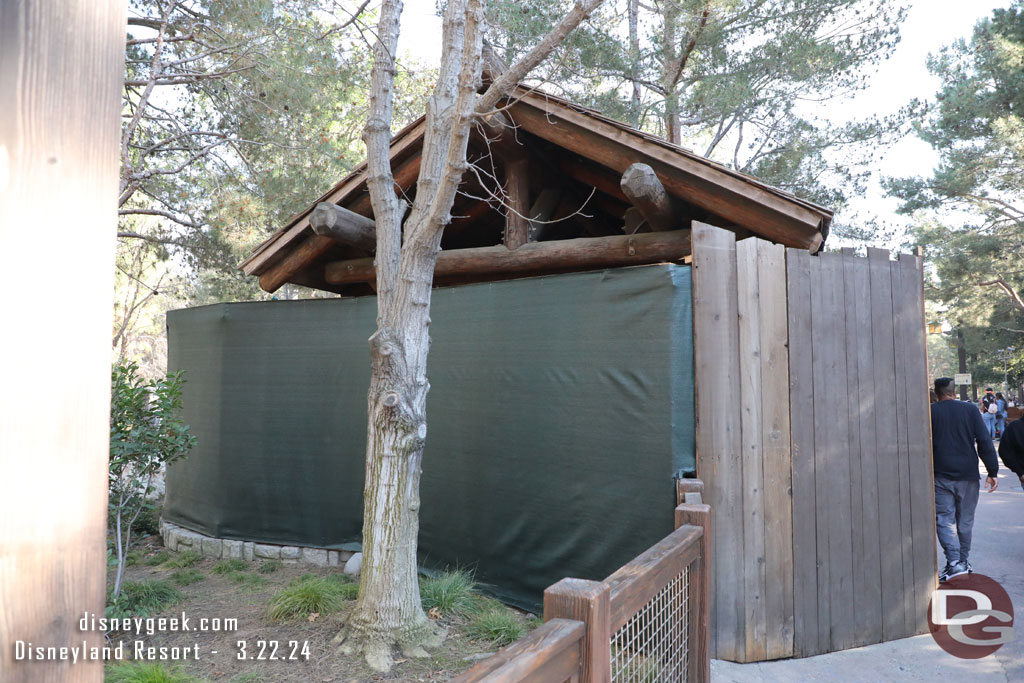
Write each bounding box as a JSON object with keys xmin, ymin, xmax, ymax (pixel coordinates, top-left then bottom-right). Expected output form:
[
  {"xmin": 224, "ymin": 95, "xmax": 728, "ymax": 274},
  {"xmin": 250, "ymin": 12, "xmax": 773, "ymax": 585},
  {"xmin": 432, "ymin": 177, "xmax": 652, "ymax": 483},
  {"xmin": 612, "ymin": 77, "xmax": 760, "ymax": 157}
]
[
  {"xmin": 164, "ymin": 265, "xmax": 696, "ymax": 610},
  {"xmin": 692, "ymin": 222, "xmax": 935, "ymax": 661}
]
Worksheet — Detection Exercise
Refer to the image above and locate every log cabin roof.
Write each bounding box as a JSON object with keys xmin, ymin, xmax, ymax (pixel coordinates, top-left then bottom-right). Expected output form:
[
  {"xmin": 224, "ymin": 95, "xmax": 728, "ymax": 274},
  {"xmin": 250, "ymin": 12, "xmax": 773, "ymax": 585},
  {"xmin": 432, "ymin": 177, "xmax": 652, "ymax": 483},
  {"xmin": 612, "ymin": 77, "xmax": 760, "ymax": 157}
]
[{"xmin": 241, "ymin": 86, "xmax": 833, "ymax": 296}]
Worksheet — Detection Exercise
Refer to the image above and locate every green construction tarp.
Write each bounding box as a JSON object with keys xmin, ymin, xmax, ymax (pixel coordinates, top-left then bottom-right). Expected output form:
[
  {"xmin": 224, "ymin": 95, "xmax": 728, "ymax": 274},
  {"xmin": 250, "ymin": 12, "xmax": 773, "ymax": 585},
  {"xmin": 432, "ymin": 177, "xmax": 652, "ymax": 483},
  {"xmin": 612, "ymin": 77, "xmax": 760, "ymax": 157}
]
[{"xmin": 164, "ymin": 264, "xmax": 695, "ymax": 610}]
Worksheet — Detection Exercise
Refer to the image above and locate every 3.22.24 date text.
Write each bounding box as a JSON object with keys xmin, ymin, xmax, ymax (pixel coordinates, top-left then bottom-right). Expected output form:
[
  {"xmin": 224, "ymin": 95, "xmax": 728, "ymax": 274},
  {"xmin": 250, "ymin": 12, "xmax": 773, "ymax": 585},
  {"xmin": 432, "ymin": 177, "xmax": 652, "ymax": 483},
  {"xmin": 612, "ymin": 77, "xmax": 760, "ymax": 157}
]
[{"xmin": 235, "ymin": 640, "xmax": 310, "ymax": 660}]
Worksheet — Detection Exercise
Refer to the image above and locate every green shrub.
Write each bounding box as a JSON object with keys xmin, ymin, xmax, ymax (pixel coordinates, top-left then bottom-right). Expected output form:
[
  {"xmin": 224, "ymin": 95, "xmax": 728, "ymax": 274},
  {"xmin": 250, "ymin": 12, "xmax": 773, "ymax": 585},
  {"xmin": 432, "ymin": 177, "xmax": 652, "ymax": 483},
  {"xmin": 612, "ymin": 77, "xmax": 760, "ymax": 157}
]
[
  {"xmin": 170, "ymin": 569, "xmax": 205, "ymax": 586},
  {"xmin": 420, "ymin": 570, "xmax": 478, "ymax": 616},
  {"xmin": 466, "ymin": 607, "xmax": 525, "ymax": 646},
  {"xmin": 108, "ymin": 580, "xmax": 181, "ymax": 619},
  {"xmin": 124, "ymin": 550, "xmax": 144, "ymax": 567},
  {"xmin": 164, "ymin": 550, "xmax": 202, "ymax": 568},
  {"xmin": 256, "ymin": 560, "xmax": 282, "ymax": 574},
  {"xmin": 212, "ymin": 558, "xmax": 248, "ymax": 574},
  {"xmin": 265, "ymin": 576, "xmax": 349, "ymax": 621},
  {"xmin": 105, "ymin": 661, "xmax": 203, "ymax": 683},
  {"xmin": 144, "ymin": 550, "xmax": 171, "ymax": 566}
]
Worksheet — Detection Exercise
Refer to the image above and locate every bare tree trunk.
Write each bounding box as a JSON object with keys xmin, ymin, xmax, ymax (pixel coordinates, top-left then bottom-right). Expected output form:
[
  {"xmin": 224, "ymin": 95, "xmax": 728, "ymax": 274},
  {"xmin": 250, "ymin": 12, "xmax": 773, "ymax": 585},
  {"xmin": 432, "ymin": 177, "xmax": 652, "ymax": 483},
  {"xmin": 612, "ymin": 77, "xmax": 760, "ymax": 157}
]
[
  {"xmin": 334, "ymin": 0, "xmax": 605, "ymax": 672},
  {"xmin": 628, "ymin": 0, "xmax": 641, "ymax": 123}
]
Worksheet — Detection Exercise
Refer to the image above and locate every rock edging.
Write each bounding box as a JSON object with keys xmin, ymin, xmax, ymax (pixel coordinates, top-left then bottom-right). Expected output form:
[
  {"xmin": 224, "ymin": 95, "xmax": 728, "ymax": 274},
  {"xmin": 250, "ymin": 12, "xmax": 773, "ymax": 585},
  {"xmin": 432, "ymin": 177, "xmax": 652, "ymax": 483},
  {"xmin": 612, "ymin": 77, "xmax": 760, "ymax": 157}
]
[{"xmin": 158, "ymin": 518, "xmax": 356, "ymax": 568}]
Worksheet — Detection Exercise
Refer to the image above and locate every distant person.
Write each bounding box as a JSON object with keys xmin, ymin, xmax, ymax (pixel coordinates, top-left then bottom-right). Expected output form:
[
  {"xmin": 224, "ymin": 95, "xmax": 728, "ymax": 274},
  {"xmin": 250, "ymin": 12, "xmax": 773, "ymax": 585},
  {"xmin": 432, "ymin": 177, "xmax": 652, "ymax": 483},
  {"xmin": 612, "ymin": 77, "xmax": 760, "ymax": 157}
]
[
  {"xmin": 998, "ymin": 417, "xmax": 1024, "ymax": 489},
  {"xmin": 931, "ymin": 377, "xmax": 999, "ymax": 581},
  {"xmin": 995, "ymin": 391, "xmax": 1008, "ymax": 439},
  {"xmin": 982, "ymin": 388, "xmax": 998, "ymax": 439}
]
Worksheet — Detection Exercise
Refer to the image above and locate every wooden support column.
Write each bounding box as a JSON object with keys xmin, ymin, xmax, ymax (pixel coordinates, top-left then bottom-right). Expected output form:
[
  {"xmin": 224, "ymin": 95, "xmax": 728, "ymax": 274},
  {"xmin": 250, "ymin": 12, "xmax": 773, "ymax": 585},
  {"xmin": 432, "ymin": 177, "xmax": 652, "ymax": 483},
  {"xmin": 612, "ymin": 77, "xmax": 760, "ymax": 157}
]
[
  {"xmin": 676, "ymin": 504, "xmax": 712, "ymax": 683},
  {"xmin": 544, "ymin": 578, "xmax": 611, "ymax": 683},
  {"xmin": 504, "ymin": 157, "xmax": 531, "ymax": 249},
  {"xmin": 1, "ymin": 1, "xmax": 126, "ymax": 682}
]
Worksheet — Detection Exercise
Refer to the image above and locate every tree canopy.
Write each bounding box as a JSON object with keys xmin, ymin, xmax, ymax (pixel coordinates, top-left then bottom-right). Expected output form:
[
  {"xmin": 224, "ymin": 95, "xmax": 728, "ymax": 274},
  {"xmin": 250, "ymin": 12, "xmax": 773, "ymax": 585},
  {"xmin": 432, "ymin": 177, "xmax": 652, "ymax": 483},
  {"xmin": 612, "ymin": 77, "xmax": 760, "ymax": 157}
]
[
  {"xmin": 888, "ymin": 2, "xmax": 1024, "ymax": 393},
  {"xmin": 487, "ymin": 0, "xmax": 910, "ymax": 217}
]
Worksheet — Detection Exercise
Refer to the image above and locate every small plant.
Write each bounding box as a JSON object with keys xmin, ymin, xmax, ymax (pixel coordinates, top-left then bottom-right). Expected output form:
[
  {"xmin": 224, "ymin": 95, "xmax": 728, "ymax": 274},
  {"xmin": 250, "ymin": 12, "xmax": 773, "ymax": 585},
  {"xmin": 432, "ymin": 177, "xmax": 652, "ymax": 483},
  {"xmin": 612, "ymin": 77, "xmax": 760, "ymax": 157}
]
[
  {"xmin": 170, "ymin": 569, "xmax": 205, "ymax": 586},
  {"xmin": 420, "ymin": 569, "xmax": 478, "ymax": 617},
  {"xmin": 107, "ymin": 580, "xmax": 181, "ymax": 620},
  {"xmin": 212, "ymin": 558, "xmax": 248, "ymax": 574},
  {"xmin": 257, "ymin": 559, "xmax": 282, "ymax": 574},
  {"xmin": 108, "ymin": 362, "xmax": 195, "ymax": 600},
  {"xmin": 144, "ymin": 550, "xmax": 171, "ymax": 566},
  {"xmin": 265, "ymin": 576, "xmax": 349, "ymax": 621},
  {"xmin": 164, "ymin": 549, "xmax": 202, "ymax": 568},
  {"xmin": 105, "ymin": 661, "xmax": 202, "ymax": 683},
  {"xmin": 125, "ymin": 550, "xmax": 144, "ymax": 567},
  {"xmin": 466, "ymin": 607, "xmax": 525, "ymax": 647}
]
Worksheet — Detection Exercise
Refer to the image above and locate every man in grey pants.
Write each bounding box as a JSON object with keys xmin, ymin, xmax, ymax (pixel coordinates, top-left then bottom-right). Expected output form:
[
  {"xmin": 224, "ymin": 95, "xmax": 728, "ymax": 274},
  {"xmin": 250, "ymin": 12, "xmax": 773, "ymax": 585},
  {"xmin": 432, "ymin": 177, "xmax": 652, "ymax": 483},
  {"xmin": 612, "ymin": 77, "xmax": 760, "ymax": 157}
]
[{"xmin": 931, "ymin": 377, "xmax": 999, "ymax": 581}]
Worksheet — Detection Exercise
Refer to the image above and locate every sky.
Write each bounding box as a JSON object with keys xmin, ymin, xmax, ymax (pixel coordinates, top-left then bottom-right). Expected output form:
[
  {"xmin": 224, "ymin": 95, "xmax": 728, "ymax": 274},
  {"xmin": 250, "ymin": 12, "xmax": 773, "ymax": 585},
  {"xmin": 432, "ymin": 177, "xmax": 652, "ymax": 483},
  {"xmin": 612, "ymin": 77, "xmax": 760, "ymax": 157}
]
[{"xmin": 394, "ymin": 0, "xmax": 1010, "ymax": 243}]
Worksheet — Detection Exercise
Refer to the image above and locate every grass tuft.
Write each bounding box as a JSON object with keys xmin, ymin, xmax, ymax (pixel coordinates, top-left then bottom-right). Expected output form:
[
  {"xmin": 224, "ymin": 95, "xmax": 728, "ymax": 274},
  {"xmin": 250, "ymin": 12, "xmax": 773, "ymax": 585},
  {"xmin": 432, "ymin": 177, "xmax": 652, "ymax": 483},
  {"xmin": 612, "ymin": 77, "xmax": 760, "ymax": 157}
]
[
  {"xmin": 256, "ymin": 559, "xmax": 282, "ymax": 574},
  {"xmin": 265, "ymin": 576, "xmax": 349, "ymax": 621},
  {"xmin": 169, "ymin": 569, "xmax": 205, "ymax": 586},
  {"xmin": 466, "ymin": 607, "xmax": 525, "ymax": 647},
  {"xmin": 109, "ymin": 580, "xmax": 181, "ymax": 619},
  {"xmin": 227, "ymin": 572, "xmax": 267, "ymax": 590},
  {"xmin": 420, "ymin": 569, "xmax": 479, "ymax": 617},
  {"xmin": 164, "ymin": 549, "xmax": 202, "ymax": 569},
  {"xmin": 105, "ymin": 661, "xmax": 202, "ymax": 683},
  {"xmin": 212, "ymin": 558, "xmax": 248, "ymax": 574},
  {"xmin": 144, "ymin": 550, "xmax": 171, "ymax": 566}
]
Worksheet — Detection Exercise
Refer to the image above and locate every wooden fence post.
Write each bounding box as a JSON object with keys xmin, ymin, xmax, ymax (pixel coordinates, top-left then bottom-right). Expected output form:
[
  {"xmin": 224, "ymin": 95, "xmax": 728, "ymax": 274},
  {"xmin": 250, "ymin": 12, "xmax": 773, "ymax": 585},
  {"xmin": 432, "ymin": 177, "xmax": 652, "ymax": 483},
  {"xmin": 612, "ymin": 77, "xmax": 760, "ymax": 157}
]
[
  {"xmin": 676, "ymin": 504, "xmax": 711, "ymax": 683},
  {"xmin": 544, "ymin": 578, "xmax": 611, "ymax": 683},
  {"xmin": 676, "ymin": 477, "xmax": 705, "ymax": 506}
]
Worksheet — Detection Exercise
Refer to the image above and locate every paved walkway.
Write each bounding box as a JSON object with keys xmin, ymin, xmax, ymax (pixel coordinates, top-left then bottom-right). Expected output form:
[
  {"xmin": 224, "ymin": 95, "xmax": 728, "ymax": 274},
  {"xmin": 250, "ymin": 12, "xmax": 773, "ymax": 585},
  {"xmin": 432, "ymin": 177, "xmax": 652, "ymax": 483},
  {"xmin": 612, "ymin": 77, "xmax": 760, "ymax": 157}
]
[{"xmin": 712, "ymin": 455, "xmax": 1024, "ymax": 682}]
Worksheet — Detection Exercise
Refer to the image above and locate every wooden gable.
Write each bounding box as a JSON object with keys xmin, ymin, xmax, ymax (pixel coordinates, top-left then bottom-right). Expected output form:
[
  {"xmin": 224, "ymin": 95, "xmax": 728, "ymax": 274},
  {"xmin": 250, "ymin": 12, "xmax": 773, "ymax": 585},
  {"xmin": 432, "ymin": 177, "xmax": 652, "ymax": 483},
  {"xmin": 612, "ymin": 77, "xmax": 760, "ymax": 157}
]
[{"xmin": 241, "ymin": 87, "xmax": 833, "ymax": 296}]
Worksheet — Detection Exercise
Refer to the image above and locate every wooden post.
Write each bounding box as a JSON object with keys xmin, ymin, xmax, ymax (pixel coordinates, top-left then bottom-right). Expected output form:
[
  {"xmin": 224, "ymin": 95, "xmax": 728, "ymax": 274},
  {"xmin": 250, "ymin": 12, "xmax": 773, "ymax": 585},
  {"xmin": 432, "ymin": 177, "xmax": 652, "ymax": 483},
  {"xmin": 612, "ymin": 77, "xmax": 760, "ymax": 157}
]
[
  {"xmin": 544, "ymin": 578, "xmax": 611, "ymax": 683},
  {"xmin": 504, "ymin": 157, "xmax": 531, "ymax": 249},
  {"xmin": 0, "ymin": 1, "xmax": 126, "ymax": 682},
  {"xmin": 620, "ymin": 162, "xmax": 679, "ymax": 232},
  {"xmin": 676, "ymin": 477, "xmax": 705, "ymax": 506},
  {"xmin": 676, "ymin": 504, "xmax": 711, "ymax": 683}
]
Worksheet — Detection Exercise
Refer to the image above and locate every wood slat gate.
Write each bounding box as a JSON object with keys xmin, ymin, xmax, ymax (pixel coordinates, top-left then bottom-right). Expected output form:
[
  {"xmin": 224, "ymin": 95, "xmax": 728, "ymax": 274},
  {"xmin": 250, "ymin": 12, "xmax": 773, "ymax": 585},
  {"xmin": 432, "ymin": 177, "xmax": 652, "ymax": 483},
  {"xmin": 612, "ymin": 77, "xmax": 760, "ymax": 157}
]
[{"xmin": 692, "ymin": 223, "xmax": 936, "ymax": 662}]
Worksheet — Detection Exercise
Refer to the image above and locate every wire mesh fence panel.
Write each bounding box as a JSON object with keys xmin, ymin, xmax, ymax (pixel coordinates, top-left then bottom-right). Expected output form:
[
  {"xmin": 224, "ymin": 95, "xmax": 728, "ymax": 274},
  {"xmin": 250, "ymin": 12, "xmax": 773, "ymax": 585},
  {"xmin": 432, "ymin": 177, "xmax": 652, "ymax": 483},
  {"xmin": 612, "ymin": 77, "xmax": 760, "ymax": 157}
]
[{"xmin": 610, "ymin": 564, "xmax": 690, "ymax": 682}]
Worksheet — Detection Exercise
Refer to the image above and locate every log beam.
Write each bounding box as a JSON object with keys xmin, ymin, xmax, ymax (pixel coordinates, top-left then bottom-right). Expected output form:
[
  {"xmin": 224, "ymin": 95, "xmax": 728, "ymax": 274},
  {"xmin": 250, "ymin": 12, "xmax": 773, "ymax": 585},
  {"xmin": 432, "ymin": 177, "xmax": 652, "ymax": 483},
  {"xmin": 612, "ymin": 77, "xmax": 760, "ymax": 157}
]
[
  {"xmin": 621, "ymin": 163, "xmax": 679, "ymax": 232},
  {"xmin": 325, "ymin": 229, "xmax": 692, "ymax": 285},
  {"xmin": 309, "ymin": 202, "xmax": 377, "ymax": 251},
  {"xmin": 258, "ymin": 154, "xmax": 421, "ymax": 292}
]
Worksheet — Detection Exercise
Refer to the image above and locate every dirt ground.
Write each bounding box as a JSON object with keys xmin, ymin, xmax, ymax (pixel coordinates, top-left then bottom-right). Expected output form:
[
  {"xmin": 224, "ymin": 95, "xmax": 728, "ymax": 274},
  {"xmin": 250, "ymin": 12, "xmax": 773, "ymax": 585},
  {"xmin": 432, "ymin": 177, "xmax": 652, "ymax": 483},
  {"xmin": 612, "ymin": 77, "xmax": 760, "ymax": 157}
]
[{"xmin": 108, "ymin": 537, "xmax": 519, "ymax": 682}]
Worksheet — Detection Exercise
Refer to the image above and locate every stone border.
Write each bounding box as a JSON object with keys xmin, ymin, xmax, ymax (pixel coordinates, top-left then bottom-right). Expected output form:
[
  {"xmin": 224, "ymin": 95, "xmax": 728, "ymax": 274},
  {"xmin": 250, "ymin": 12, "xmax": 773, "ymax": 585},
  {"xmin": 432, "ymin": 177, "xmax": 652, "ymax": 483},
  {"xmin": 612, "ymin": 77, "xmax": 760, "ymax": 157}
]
[{"xmin": 159, "ymin": 518, "xmax": 355, "ymax": 568}]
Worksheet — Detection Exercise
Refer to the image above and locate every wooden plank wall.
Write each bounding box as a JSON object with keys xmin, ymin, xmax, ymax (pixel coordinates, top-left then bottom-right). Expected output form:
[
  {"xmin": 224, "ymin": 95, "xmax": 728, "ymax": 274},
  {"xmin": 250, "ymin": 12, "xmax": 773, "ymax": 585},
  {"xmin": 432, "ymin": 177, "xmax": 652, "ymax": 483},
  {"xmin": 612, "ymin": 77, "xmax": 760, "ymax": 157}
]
[{"xmin": 692, "ymin": 223, "xmax": 935, "ymax": 662}]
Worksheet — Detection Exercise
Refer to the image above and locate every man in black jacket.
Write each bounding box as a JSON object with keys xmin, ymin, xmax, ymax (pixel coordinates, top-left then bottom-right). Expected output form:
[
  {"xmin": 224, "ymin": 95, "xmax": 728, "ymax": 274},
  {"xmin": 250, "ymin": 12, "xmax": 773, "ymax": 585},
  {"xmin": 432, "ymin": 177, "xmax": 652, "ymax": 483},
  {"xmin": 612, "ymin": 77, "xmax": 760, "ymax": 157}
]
[
  {"xmin": 998, "ymin": 417, "xmax": 1024, "ymax": 488},
  {"xmin": 931, "ymin": 377, "xmax": 999, "ymax": 582}
]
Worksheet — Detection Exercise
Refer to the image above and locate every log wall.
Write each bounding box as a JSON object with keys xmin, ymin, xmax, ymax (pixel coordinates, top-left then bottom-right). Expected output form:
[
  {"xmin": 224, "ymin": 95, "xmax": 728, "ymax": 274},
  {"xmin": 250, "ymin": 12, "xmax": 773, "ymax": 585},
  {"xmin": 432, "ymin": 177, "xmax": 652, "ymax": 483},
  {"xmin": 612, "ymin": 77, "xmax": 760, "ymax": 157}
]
[{"xmin": 692, "ymin": 223, "xmax": 935, "ymax": 662}]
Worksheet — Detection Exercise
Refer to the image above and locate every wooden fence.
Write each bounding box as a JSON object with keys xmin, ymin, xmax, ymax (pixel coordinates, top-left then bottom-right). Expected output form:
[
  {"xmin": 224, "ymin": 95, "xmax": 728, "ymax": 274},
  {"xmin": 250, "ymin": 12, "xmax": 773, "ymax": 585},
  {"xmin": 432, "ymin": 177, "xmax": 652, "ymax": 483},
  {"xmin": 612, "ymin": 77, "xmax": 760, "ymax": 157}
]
[
  {"xmin": 455, "ymin": 500, "xmax": 711, "ymax": 682},
  {"xmin": 692, "ymin": 222, "xmax": 935, "ymax": 661}
]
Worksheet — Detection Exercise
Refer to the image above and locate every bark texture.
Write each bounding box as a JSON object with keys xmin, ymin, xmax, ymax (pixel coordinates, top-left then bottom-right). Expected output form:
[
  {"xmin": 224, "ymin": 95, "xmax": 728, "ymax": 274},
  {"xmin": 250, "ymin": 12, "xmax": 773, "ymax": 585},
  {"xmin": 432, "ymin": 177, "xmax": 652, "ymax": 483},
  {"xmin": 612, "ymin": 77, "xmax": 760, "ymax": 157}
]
[{"xmin": 336, "ymin": 0, "xmax": 606, "ymax": 672}]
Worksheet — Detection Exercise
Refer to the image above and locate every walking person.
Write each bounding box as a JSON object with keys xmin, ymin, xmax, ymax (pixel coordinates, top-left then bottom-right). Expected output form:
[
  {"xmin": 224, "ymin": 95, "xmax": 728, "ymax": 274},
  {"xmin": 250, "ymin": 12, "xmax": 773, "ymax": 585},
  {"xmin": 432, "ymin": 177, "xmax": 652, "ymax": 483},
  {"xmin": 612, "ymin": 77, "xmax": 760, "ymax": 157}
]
[
  {"xmin": 982, "ymin": 388, "xmax": 998, "ymax": 439},
  {"xmin": 998, "ymin": 415, "xmax": 1024, "ymax": 488},
  {"xmin": 931, "ymin": 377, "xmax": 999, "ymax": 581},
  {"xmin": 995, "ymin": 391, "xmax": 1008, "ymax": 439}
]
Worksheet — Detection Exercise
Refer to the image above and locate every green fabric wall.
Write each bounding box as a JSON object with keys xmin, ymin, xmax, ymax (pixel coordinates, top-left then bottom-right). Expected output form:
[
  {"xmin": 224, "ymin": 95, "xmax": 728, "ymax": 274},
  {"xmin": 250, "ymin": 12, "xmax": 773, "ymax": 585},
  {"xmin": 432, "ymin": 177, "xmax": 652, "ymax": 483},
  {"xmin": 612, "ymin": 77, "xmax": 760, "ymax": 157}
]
[{"xmin": 164, "ymin": 264, "xmax": 695, "ymax": 609}]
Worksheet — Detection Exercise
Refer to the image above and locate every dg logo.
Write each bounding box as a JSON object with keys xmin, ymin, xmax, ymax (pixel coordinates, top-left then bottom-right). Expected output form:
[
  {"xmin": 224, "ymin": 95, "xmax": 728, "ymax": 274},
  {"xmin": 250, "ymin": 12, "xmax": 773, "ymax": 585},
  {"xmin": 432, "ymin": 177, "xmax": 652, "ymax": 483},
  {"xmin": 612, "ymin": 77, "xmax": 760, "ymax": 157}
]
[{"xmin": 929, "ymin": 573, "xmax": 1015, "ymax": 658}]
